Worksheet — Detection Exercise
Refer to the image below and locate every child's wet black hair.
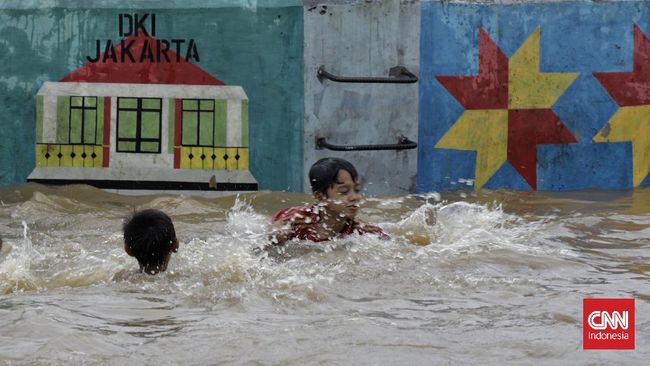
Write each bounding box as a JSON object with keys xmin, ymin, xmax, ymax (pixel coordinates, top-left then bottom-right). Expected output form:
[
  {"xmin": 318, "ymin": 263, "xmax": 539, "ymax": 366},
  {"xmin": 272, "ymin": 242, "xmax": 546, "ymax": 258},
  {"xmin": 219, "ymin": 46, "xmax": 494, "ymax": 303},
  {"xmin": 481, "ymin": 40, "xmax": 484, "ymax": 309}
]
[
  {"xmin": 309, "ymin": 157, "xmax": 359, "ymax": 196},
  {"xmin": 123, "ymin": 209, "xmax": 177, "ymax": 272}
]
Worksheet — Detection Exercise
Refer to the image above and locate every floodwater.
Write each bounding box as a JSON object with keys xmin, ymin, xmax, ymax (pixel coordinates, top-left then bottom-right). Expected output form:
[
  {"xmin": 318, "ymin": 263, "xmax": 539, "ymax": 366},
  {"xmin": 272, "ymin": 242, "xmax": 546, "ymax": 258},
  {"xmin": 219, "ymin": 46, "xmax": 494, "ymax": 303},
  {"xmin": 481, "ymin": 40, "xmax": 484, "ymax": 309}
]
[{"xmin": 0, "ymin": 184, "xmax": 648, "ymax": 365}]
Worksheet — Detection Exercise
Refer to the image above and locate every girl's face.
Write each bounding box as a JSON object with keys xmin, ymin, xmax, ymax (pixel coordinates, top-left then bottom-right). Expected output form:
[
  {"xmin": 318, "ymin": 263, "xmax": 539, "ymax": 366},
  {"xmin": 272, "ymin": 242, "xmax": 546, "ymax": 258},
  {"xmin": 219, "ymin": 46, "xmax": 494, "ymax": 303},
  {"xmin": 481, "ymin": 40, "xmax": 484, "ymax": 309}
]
[{"xmin": 317, "ymin": 169, "xmax": 362, "ymax": 220}]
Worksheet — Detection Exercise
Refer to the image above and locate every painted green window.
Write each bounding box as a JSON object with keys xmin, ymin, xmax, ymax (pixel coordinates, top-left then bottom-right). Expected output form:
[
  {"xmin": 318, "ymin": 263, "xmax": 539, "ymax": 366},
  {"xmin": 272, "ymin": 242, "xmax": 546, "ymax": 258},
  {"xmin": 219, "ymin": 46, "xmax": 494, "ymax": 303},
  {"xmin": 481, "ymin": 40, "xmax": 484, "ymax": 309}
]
[
  {"xmin": 181, "ymin": 99, "xmax": 216, "ymax": 146},
  {"xmin": 116, "ymin": 97, "xmax": 162, "ymax": 153},
  {"xmin": 68, "ymin": 96, "xmax": 98, "ymax": 145}
]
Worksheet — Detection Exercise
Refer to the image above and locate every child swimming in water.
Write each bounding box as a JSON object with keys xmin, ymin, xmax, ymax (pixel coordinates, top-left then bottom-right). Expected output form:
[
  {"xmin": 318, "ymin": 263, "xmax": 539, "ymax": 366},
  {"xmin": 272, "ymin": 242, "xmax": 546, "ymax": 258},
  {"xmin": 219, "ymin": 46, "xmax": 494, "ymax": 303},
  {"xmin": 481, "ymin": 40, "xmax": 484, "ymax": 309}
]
[
  {"xmin": 116, "ymin": 209, "xmax": 179, "ymax": 277},
  {"xmin": 268, "ymin": 157, "xmax": 388, "ymax": 245}
]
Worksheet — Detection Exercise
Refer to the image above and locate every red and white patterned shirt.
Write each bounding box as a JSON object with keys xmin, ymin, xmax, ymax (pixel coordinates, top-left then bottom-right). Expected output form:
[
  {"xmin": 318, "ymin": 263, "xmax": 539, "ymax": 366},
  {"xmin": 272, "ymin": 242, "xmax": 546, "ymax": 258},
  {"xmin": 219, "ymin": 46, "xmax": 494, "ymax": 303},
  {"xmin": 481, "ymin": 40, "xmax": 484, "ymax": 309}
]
[{"xmin": 270, "ymin": 205, "xmax": 389, "ymax": 243}]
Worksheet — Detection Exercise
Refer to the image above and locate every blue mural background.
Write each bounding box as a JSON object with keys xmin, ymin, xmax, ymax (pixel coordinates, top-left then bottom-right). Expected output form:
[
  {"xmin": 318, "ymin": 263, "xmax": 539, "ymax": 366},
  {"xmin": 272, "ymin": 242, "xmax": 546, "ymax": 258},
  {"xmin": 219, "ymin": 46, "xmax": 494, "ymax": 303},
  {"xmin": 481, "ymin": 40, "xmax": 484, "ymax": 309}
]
[{"xmin": 418, "ymin": 1, "xmax": 650, "ymax": 192}]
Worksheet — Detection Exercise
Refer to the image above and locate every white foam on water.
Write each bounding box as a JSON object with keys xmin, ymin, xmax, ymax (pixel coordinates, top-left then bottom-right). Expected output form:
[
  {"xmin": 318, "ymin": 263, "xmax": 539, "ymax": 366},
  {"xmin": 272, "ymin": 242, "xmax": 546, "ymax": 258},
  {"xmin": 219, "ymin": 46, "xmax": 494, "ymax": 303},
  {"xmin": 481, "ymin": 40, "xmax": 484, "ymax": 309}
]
[
  {"xmin": 424, "ymin": 201, "xmax": 578, "ymax": 259},
  {"xmin": 225, "ymin": 195, "xmax": 270, "ymax": 241},
  {"xmin": 0, "ymin": 222, "xmax": 40, "ymax": 293},
  {"xmin": 0, "ymin": 192, "xmax": 636, "ymax": 306}
]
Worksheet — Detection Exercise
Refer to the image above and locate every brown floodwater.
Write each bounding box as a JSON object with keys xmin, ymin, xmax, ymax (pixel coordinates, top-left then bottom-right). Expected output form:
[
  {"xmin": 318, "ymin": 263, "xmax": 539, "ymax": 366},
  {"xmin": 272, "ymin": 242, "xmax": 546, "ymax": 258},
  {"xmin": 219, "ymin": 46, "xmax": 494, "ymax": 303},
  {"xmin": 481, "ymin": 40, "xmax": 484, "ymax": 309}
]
[{"xmin": 0, "ymin": 183, "xmax": 648, "ymax": 365}]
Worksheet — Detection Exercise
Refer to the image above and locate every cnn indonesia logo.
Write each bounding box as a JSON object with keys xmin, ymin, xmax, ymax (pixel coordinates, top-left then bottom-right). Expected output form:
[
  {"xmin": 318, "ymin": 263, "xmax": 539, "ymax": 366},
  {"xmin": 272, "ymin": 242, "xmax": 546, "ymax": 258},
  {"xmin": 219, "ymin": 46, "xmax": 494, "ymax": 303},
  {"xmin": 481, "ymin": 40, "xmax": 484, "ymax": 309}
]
[{"xmin": 583, "ymin": 298, "xmax": 635, "ymax": 350}]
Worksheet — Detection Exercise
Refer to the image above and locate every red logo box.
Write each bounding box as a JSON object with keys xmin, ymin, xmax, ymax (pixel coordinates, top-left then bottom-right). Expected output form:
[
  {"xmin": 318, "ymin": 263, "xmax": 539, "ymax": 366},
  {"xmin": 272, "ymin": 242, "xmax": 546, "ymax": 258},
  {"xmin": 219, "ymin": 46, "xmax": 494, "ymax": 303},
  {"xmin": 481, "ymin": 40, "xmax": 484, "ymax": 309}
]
[{"xmin": 583, "ymin": 298, "xmax": 635, "ymax": 350}]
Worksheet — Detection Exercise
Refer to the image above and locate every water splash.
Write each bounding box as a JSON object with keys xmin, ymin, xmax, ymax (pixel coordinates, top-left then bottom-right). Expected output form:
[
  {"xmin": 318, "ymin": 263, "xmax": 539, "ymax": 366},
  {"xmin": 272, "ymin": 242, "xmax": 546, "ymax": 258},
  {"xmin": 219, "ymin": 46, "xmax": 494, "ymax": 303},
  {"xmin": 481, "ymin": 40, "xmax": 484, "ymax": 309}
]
[
  {"xmin": 225, "ymin": 195, "xmax": 270, "ymax": 241},
  {"xmin": 381, "ymin": 202, "xmax": 439, "ymax": 246},
  {"xmin": 0, "ymin": 190, "xmax": 623, "ymax": 302},
  {"xmin": 0, "ymin": 221, "xmax": 39, "ymax": 293}
]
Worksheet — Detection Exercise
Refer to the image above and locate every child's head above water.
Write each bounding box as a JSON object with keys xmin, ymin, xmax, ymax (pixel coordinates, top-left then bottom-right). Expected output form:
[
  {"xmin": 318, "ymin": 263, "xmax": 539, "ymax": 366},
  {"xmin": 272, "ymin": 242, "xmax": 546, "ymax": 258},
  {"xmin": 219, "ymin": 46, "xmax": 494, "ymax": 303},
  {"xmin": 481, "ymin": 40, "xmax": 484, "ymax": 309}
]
[
  {"xmin": 122, "ymin": 209, "xmax": 179, "ymax": 275},
  {"xmin": 309, "ymin": 157, "xmax": 362, "ymax": 220},
  {"xmin": 269, "ymin": 157, "xmax": 387, "ymax": 244}
]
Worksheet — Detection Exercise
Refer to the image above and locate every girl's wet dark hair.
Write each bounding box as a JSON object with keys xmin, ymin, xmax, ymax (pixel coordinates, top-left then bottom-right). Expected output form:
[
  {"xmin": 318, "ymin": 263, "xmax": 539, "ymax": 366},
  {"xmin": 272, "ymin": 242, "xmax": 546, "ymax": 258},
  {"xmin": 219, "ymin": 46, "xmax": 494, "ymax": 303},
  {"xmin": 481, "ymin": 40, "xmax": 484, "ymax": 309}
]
[
  {"xmin": 309, "ymin": 157, "xmax": 359, "ymax": 196},
  {"xmin": 123, "ymin": 209, "xmax": 177, "ymax": 270}
]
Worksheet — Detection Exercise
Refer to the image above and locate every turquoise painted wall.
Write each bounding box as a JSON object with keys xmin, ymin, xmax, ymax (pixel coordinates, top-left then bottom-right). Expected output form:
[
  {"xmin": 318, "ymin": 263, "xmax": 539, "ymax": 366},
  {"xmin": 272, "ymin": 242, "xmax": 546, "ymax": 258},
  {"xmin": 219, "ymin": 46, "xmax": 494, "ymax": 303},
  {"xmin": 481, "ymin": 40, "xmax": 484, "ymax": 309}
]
[{"xmin": 0, "ymin": 1, "xmax": 304, "ymax": 191}]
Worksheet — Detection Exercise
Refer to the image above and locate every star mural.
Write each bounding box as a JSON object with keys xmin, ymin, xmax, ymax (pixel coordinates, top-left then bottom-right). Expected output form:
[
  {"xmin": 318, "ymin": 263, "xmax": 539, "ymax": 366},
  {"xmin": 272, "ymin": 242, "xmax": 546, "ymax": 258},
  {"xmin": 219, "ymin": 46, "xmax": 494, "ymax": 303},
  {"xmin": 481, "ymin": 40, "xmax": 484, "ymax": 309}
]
[
  {"xmin": 593, "ymin": 25, "xmax": 650, "ymax": 187},
  {"xmin": 435, "ymin": 28, "xmax": 579, "ymax": 190}
]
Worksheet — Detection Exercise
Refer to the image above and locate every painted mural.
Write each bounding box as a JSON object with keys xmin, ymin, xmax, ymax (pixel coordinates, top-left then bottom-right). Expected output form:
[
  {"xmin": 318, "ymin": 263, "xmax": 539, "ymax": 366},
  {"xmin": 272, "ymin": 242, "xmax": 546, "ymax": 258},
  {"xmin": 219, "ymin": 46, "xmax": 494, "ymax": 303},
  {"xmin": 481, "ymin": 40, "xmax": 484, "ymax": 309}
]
[
  {"xmin": 2, "ymin": 1, "xmax": 650, "ymax": 195},
  {"xmin": 419, "ymin": 1, "xmax": 650, "ymax": 192},
  {"xmin": 593, "ymin": 25, "xmax": 650, "ymax": 188},
  {"xmin": 434, "ymin": 27, "xmax": 578, "ymax": 190},
  {"xmin": 0, "ymin": 3, "xmax": 303, "ymax": 192},
  {"xmin": 27, "ymin": 26, "xmax": 255, "ymax": 194}
]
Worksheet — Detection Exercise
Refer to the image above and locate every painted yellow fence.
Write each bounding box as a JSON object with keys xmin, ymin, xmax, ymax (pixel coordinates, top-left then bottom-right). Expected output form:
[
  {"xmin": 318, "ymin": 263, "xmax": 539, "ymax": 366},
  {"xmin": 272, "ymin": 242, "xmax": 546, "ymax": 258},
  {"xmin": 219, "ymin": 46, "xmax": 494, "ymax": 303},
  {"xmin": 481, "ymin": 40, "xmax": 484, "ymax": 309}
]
[
  {"xmin": 179, "ymin": 146, "xmax": 249, "ymax": 170},
  {"xmin": 36, "ymin": 144, "xmax": 103, "ymax": 168}
]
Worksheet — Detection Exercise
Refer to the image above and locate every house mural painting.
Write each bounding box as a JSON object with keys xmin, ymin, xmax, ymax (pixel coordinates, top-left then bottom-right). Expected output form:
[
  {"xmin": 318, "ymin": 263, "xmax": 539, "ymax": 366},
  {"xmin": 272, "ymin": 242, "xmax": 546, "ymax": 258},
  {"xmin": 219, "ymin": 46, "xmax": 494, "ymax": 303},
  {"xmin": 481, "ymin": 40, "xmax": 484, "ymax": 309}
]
[
  {"xmin": 28, "ymin": 15, "xmax": 258, "ymax": 195},
  {"xmin": 0, "ymin": 3, "xmax": 303, "ymax": 194}
]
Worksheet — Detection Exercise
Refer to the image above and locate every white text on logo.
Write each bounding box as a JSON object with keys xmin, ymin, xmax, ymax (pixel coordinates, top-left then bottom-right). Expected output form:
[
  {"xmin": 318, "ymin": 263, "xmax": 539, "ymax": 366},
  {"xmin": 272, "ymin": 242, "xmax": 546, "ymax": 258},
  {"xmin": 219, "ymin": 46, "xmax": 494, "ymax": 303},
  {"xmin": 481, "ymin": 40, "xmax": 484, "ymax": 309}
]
[{"xmin": 587, "ymin": 311, "xmax": 628, "ymax": 330}]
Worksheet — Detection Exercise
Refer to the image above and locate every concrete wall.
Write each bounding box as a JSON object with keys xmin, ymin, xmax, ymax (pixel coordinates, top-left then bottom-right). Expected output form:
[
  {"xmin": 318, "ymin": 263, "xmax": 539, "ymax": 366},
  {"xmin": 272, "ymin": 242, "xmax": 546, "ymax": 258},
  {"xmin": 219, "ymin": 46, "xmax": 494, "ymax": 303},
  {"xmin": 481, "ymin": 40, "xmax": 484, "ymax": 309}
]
[
  {"xmin": 1, "ymin": 0, "xmax": 649, "ymax": 194},
  {"xmin": 303, "ymin": 0, "xmax": 420, "ymax": 196}
]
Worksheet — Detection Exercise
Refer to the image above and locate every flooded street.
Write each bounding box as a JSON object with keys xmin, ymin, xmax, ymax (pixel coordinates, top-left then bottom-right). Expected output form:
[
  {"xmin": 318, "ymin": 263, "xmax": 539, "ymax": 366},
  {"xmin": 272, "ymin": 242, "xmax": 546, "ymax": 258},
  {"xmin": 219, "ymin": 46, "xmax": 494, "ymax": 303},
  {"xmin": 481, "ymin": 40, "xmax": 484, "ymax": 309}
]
[{"xmin": 0, "ymin": 184, "xmax": 649, "ymax": 365}]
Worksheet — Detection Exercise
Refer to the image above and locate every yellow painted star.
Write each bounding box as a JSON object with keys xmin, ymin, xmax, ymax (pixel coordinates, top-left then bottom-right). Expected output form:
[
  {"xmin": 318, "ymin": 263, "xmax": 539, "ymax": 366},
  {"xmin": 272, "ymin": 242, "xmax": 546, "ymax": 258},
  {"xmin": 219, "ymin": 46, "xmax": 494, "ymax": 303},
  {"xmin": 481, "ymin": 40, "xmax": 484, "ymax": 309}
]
[
  {"xmin": 593, "ymin": 105, "xmax": 650, "ymax": 186},
  {"xmin": 435, "ymin": 110, "xmax": 508, "ymax": 189},
  {"xmin": 509, "ymin": 27, "xmax": 579, "ymax": 109}
]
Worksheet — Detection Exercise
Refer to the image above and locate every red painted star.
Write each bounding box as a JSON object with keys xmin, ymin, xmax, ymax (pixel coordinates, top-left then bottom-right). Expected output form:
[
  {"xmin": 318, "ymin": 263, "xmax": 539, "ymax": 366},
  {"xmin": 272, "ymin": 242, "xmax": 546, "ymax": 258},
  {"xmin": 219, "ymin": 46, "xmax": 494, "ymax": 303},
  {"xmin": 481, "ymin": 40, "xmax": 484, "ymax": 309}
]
[{"xmin": 594, "ymin": 25, "xmax": 650, "ymax": 106}]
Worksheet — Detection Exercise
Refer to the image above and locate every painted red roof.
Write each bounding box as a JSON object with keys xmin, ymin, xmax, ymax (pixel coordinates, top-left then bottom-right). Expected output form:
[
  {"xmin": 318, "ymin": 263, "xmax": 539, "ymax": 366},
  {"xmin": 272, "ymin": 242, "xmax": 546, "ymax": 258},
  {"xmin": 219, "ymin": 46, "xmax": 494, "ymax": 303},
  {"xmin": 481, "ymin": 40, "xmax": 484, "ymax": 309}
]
[{"xmin": 60, "ymin": 34, "xmax": 224, "ymax": 85}]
